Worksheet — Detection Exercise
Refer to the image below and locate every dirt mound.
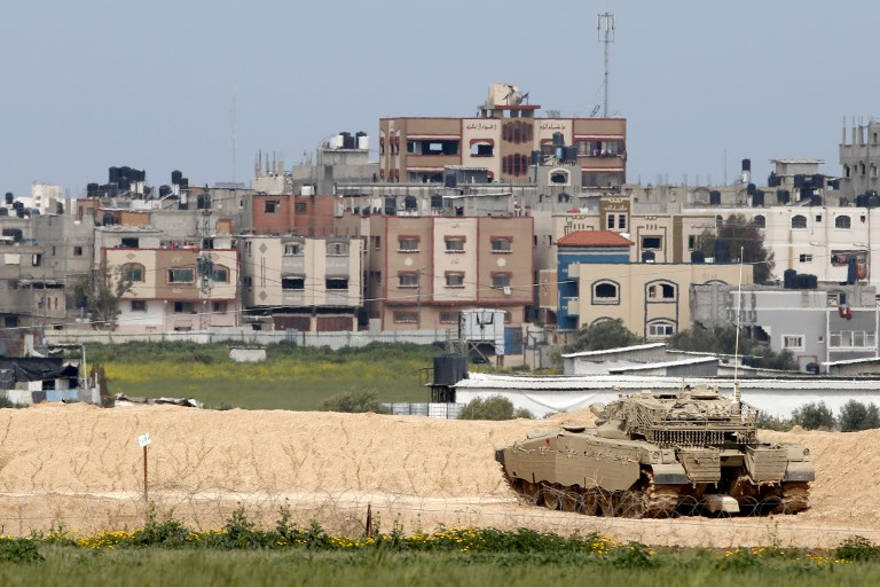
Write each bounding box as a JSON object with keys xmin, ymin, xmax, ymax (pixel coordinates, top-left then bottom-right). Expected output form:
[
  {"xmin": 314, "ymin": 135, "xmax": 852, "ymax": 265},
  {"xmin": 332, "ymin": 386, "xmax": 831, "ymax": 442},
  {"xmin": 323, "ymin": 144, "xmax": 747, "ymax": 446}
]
[{"xmin": 0, "ymin": 403, "xmax": 877, "ymax": 547}]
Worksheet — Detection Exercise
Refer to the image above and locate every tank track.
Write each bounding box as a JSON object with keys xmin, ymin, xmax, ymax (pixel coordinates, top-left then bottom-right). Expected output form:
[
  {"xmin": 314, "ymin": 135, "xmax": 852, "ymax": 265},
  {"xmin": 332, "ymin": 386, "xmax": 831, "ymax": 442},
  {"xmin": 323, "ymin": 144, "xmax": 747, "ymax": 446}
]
[{"xmin": 500, "ymin": 464, "xmax": 810, "ymax": 517}]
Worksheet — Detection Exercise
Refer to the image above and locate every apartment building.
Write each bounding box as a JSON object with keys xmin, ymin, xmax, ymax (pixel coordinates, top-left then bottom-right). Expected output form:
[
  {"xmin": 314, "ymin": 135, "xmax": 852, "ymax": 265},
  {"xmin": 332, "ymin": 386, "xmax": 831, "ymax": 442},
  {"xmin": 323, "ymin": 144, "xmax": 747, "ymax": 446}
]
[
  {"xmin": 348, "ymin": 214, "xmax": 533, "ymax": 330},
  {"xmin": 250, "ymin": 194, "xmax": 338, "ymax": 236},
  {"xmin": 0, "ymin": 238, "xmax": 65, "ymax": 328},
  {"xmin": 380, "ymin": 84, "xmax": 626, "ymax": 186},
  {"xmin": 100, "ymin": 227, "xmax": 238, "ymax": 333},
  {"xmin": 239, "ymin": 235, "xmax": 363, "ymax": 331},
  {"xmin": 692, "ymin": 282, "xmax": 879, "ymax": 370}
]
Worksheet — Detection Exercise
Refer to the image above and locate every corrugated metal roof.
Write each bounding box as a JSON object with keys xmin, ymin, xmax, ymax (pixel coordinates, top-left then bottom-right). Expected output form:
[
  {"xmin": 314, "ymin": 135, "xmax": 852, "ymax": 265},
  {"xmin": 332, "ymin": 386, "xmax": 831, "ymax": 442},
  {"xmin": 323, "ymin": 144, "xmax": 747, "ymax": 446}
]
[
  {"xmin": 556, "ymin": 230, "xmax": 633, "ymax": 247},
  {"xmin": 609, "ymin": 357, "xmax": 717, "ymax": 372},
  {"xmin": 822, "ymin": 356, "xmax": 880, "ymax": 367},
  {"xmin": 561, "ymin": 343, "xmax": 665, "ymax": 359}
]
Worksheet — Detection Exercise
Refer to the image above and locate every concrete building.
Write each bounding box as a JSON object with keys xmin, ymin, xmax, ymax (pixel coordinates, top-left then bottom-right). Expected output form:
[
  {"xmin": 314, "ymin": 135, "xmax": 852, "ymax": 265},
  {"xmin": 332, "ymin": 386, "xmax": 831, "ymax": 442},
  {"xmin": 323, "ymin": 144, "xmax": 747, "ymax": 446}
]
[
  {"xmin": 239, "ymin": 235, "xmax": 363, "ymax": 332},
  {"xmin": 839, "ymin": 121, "xmax": 880, "ymax": 199},
  {"xmin": 28, "ymin": 183, "xmax": 63, "ymax": 215},
  {"xmin": 250, "ymin": 194, "xmax": 339, "ymax": 236},
  {"xmin": 0, "ymin": 237, "xmax": 65, "ymax": 328},
  {"xmin": 337, "ymin": 213, "xmax": 534, "ymax": 330},
  {"xmin": 692, "ymin": 282, "xmax": 879, "ymax": 370},
  {"xmin": 100, "ymin": 227, "xmax": 238, "ymax": 333},
  {"xmin": 380, "ymin": 84, "xmax": 626, "ymax": 186}
]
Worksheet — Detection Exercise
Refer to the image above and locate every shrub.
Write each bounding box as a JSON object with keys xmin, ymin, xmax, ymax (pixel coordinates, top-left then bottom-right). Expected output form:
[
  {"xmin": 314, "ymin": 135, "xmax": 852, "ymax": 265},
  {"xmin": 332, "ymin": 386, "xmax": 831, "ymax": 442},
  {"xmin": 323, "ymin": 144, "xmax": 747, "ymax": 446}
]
[
  {"xmin": 459, "ymin": 396, "xmax": 517, "ymax": 420},
  {"xmin": 836, "ymin": 536, "xmax": 880, "ymax": 561},
  {"xmin": 0, "ymin": 539, "xmax": 44, "ymax": 563},
  {"xmin": 564, "ymin": 319, "xmax": 639, "ymax": 354},
  {"xmin": 756, "ymin": 412, "xmax": 793, "ymax": 431},
  {"xmin": 791, "ymin": 402, "xmax": 835, "ymax": 430},
  {"xmin": 838, "ymin": 400, "xmax": 880, "ymax": 432},
  {"xmin": 320, "ymin": 390, "xmax": 387, "ymax": 414},
  {"xmin": 128, "ymin": 505, "xmax": 191, "ymax": 547}
]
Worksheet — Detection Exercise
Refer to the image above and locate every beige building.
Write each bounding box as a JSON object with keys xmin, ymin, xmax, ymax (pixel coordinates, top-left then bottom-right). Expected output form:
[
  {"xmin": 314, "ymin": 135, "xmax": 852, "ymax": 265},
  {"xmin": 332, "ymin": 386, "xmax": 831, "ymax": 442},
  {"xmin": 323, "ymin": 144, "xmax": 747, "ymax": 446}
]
[
  {"xmin": 571, "ymin": 262, "xmax": 750, "ymax": 339},
  {"xmin": 102, "ymin": 230, "xmax": 238, "ymax": 333},
  {"xmin": 239, "ymin": 235, "xmax": 363, "ymax": 331},
  {"xmin": 380, "ymin": 84, "xmax": 626, "ymax": 186},
  {"xmin": 337, "ymin": 213, "xmax": 534, "ymax": 330}
]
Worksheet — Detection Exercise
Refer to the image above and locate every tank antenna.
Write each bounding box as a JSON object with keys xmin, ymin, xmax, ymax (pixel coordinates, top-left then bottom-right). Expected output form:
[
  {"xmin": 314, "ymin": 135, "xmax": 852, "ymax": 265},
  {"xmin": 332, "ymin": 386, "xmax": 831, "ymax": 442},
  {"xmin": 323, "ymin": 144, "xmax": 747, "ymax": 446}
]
[{"xmin": 733, "ymin": 246, "xmax": 744, "ymax": 404}]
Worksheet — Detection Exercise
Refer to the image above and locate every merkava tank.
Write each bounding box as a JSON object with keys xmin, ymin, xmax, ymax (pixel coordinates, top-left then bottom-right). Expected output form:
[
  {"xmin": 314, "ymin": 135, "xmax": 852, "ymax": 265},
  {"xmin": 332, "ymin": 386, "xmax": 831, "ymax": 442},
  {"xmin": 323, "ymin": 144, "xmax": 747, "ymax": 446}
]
[{"xmin": 495, "ymin": 385, "xmax": 814, "ymax": 517}]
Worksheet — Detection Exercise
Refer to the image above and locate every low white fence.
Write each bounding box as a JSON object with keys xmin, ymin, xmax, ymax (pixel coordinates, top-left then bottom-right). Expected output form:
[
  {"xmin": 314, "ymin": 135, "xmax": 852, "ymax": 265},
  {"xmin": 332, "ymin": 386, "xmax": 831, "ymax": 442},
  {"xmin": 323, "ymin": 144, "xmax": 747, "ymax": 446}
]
[
  {"xmin": 46, "ymin": 328, "xmax": 457, "ymax": 350},
  {"xmin": 383, "ymin": 402, "xmax": 464, "ymax": 419}
]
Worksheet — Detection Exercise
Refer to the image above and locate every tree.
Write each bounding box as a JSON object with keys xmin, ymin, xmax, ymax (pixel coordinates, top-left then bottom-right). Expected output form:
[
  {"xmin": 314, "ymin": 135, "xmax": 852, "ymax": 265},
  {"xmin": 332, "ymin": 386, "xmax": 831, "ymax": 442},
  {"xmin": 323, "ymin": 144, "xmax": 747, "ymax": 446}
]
[
  {"xmin": 564, "ymin": 319, "xmax": 639, "ymax": 354},
  {"xmin": 791, "ymin": 402, "xmax": 835, "ymax": 430},
  {"xmin": 839, "ymin": 400, "xmax": 880, "ymax": 432},
  {"xmin": 320, "ymin": 390, "xmax": 387, "ymax": 413},
  {"xmin": 458, "ymin": 396, "xmax": 532, "ymax": 420},
  {"xmin": 668, "ymin": 324, "xmax": 797, "ymax": 371},
  {"xmin": 699, "ymin": 213, "xmax": 774, "ymax": 283},
  {"xmin": 72, "ymin": 262, "xmax": 134, "ymax": 331}
]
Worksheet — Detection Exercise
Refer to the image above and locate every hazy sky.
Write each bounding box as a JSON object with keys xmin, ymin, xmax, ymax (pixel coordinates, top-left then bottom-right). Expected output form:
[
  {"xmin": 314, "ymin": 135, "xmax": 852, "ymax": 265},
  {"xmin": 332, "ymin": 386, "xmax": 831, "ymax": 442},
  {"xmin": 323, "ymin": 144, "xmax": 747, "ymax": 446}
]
[{"xmin": 1, "ymin": 0, "xmax": 875, "ymax": 196}]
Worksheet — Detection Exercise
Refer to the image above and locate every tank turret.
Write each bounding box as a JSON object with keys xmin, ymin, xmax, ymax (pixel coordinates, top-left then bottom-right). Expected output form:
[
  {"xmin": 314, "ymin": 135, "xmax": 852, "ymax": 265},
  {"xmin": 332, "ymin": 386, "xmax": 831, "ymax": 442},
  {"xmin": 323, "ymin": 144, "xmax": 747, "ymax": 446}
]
[{"xmin": 495, "ymin": 386, "xmax": 813, "ymax": 517}]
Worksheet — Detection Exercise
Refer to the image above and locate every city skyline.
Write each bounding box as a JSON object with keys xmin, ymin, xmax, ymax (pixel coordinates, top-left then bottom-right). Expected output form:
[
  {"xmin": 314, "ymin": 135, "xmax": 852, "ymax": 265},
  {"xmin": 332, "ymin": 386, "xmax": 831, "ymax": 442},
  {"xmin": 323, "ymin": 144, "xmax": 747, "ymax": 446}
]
[{"xmin": 1, "ymin": 0, "xmax": 876, "ymax": 194}]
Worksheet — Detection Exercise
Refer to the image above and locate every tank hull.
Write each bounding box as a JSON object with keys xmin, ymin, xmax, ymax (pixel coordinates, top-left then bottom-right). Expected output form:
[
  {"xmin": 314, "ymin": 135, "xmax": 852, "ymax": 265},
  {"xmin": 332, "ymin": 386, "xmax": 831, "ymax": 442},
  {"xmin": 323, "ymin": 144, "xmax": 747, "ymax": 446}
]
[{"xmin": 496, "ymin": 428, "xmax": 813, "ymax": 517}]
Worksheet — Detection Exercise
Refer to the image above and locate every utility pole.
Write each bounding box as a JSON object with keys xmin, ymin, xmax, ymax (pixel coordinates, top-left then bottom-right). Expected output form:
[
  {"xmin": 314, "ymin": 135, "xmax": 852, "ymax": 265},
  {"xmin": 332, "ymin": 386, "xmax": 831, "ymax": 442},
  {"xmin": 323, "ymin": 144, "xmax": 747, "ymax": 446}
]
[
  {"xmin": 597, "ymin": 11, "xmax": 615, "ymax": 118},
  {"xmin": 416, "ymin": 268, "xmax": 423, "ymax": 329}
]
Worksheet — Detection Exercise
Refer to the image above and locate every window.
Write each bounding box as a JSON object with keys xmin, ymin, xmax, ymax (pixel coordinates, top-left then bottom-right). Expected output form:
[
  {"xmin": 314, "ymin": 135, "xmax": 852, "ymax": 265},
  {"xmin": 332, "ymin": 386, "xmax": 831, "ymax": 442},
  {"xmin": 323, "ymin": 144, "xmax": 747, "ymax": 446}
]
[
  {"xmin": 490, "ymin": 237, "xmax": 512, "ymax": 253},
  {"xmin": 470, "ymin": 141, "xmax": 493, "ymax": 157},
  {"xmin": 782, "ymin": 335, "xmax": 805, "ymax": 350},
  {"xmin": 327, "ymin": 242, "xmax": 348, "ymax": 256},
  {"xmin": 492, "ymin": 273, "xmax": 511, "ymax": 289},
  {"xmin": 294, "ymin": 202, "xmax": 307, "ymax": 213},
  {"xmin": 835, "ymin": 215, "xmax": 852, "ymax": 229},
  {"xmin": 618, "ymin": 214, "xmax": 627, "ymax": 230},
  {"xmin": 445, "ymin": 272, "xmax": 465, "ymax": 287},
  {"xmin": 607, "ymin": 214, "xmax": 615, "ymax": 229},
  {"xmin": 440, "ymin": 311, "xmax": 459, "ymax": 324},
  {"xmin": 445, "ymin": 237, "xmax": 465, "ymax": 252},
  {"xmin": 168, "ymin": 268, "xmax": 194, "ymax": 283},
  {"xmin": 549, "ymin": 169, "xmax": 570, "ymax": 185},
  {"xmin": 32, "ymin": 253, "xmax": 42, "ymax": 267},
  {"xmin": 799, "ymin": 254, "xmax": 813, "ymax": 263},
  {"xmin": 130, "ymin": 300, "xmax": 146, "ymax": 312},
  {"xmin": 212, "ymin": 301, "xmax": 228, "ymax": 313},
  {"xmin": 641, "ymin": 236, "xmax": 662, "ymax": 250},
  {"xmin": 791, "ymin": 215, "xmax": 807, "ymax": 229},
  {"xmin": 122, "ymin": 263, "xmax": 144, "ymax": 282},
  {"xmin": 648, "ymin": 321, "xmax": 675, "ymax": 338},
  {"xmin": 688, "ymin": 235, "xmax": 697, "ymax": 250},
  {"xmin": 264, "ymin": 200, "xmax": 279, "ymax": 214},
  {"xmin": 373, "ymin": 236, "xmax": 381, "ymax": 250},
  {"xmin": 398, "ymin": 272, "xmax": 419, "ymax": 288},
  {"xmin": 120, "ymin": 237, "xmax": 139, "ymax": 248},
  {"xmin": 592, "ymin": 280, "xmax": 619, "ymax": 304},
  {"xmin": 815, "ymin": 214, "xmax": 822, "ymax": 222},
  {"xmin": 398, "ymin": 237, "xmax": 419, "ymax": 252},
  {"xmin": 326, "ymin": 278, "xmax": 348, "ymax": 290},
  {"xmin": 173, "ymin": 301, "xmax": 195, "ymax": 313},
  {"xmin": 282, "ymin": 277, "xmax": 304, "ymax": 290},
  {"xmin": 74, "ymin": 246, "xmax": 83, "ymax": 256},
  {"xmin": 830, "ymin": 331, "xmax": 876, "ymax": 348},
  {"xmin": 753, "ymin": 215, "xmax": 766, "ymax": 228},
  {"xmin": 212, "ymin": 267, "xmax": 229, "ymax": 282},
  {"xmin": 393, "ymin": 311, "xmax": 418, "ymax": 324},
  {"xmin": 648, "ymin": 282, "xmax": 675, "ymax": 300},
  {"xmin": 283, "ymin": 243, "xmax": 302, "ymax": 256}
]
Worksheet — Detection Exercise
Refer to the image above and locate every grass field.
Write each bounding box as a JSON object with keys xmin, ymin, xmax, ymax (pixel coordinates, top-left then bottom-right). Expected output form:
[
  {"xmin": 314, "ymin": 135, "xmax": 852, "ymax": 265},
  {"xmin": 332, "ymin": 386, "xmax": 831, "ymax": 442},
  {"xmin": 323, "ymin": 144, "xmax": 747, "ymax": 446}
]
[{"xmin": 85, "ymin": 342, "xmax": 440, "ymax": 410}]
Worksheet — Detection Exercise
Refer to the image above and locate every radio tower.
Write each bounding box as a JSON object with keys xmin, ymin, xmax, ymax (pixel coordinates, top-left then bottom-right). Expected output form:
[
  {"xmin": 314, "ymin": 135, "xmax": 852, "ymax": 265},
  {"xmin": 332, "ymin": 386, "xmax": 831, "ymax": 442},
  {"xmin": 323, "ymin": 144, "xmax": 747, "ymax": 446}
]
[{"xmin": 597, "ymin": 11, "xmax": 615, "ymax": 117}]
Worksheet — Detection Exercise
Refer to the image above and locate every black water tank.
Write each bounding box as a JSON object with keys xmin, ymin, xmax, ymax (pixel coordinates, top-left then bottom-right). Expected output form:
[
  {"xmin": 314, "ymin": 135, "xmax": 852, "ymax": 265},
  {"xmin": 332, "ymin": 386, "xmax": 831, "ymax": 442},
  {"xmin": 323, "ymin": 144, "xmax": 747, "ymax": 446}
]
[
  {"xmin": 807, "ymin": 274, "xmax": 818, "ymax": 289},
  {"xmin": 742, "ymin": 158, "xmax": 751, "ymax": 171},
  {"xmin": 108, "ymin": 167, "xmax": 120, "ymax": 183},
  {"xmin": 829, "ymin": 178, "xmax": 840, "ymax": 190},
  {"xmin": 810, "ymin": 194, "xmax": 822, "ymax": 206},
  {"xmin": 12, "ymin": 201, "xmax": 23, "ymax": 210},
  {"xmin": 4, "ymin": 192, "xmax": 12, "ymax": 204},
  {"xmin": 86, "ymin": 183, "xmax": 99, "ymax": 195},
  {"xmin": 15, "ymin": 208, "xmax": 25, "ymax": 218},
  {"xmin": 118, "ymin": 179, "xmax": 130, "ymax": 191},
  {"xmin": 159, "ymin": 185, "xmax": 171, "ymax": 197},
  {"xmin": 777, "ymin": 189, "xmax": 790, "ymax": 204},
  {"xmin": 783, "ymin": 269, "xmax": 797, "ymax": 289},
  {"xmin": 691, "ymin": 250, "xmax": 705, "ymax": 264},
  {"xmin": 642, "ymin": 250, "xmax": 656, "ymax": 263},
  {"xmin": 433, "ymin": 354, "xmax": 468, "ymax": 386},
  {"xmin": 768, "ymin": 172, "xmax": 780, "ymax": 187},
  {"xmin": 179, "ymin": 178, "xmax": 188, "ymax": 189},
  {"xmin": 530, "ymin": 150, "xmax": 540, "ymax": 165},
  {"xmin": 812, "ymin": 174, "xmax": 825, "ymax": 188},
  {"xmin": 171, "ymin": 170, "xmax": 183, "ymax": 184},
  {"xmin": 709, "ymin": 190, "xmax": 721, "ymax": 205},
  {"xmin": 552, "ymin": 132, "xmax": 564, "ymax": 147},
  {"xmin": 856, "ymin": 194, "xmax": 867, "ymax": 207},
  {"xmin": 793, "ymin": 174, "xmax": 805, "ymax": 188},
  {"xmin": 752, "ymin": 189, "xmax": 764, "ymax": 207},
  {"xmin": 0, "ymin": 208, "xmax": 7, "ymax": 216},
  {"xmin": 747, "ymin": 183, "xmax": 757, "ymax": 196}
]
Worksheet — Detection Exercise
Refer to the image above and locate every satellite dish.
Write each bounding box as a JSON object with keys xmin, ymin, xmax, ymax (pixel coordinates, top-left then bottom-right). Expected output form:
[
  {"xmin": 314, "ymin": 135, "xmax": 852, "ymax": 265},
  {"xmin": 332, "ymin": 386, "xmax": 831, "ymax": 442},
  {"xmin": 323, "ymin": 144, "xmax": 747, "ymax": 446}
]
[{"xmin": 590, "ymin": 104, "xmax": 601, "ymax": 117}]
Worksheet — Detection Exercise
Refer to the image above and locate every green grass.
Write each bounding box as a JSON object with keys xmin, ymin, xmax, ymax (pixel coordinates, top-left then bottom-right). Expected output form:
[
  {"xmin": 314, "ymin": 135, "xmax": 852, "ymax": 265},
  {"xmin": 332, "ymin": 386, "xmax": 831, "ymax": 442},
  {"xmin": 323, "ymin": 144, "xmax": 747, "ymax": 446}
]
[
  {"xmin": 84, "ymin": 342, "xmax": 441, "ymax": 410},
  {"xmin": 1, "ymin": 547, "xmax": 878, "ymax": 587}
]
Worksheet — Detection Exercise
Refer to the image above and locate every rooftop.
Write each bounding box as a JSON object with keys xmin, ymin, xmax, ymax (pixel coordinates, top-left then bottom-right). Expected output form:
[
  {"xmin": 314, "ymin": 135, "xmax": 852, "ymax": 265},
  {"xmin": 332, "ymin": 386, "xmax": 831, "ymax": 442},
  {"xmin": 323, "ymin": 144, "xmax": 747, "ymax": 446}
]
[
  {"xmin": 561, "ymin": 342, "xmax": 665, "ymax": 359},
  {"xmin": 556, "ymin": 230, "xmax": 634, "ymax": 248}
]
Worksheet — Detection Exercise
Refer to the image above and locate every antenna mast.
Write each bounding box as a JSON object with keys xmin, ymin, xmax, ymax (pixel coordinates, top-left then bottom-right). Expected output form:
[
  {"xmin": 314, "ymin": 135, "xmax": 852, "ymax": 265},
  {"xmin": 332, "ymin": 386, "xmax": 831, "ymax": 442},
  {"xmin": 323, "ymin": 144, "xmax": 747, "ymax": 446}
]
[
  {"xmin": 597, "ymin": 11, "xmax": 615, "ymax": 117},
  {"xmin": 733, "ymin": 246, "xmax": 744, "ymax": 404}
]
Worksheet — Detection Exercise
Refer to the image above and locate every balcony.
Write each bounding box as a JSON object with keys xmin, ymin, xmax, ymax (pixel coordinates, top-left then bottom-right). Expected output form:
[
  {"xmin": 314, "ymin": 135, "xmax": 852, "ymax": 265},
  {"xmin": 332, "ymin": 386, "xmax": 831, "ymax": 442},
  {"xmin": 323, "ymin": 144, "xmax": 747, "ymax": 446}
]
[
  {"xmin": 565, "ymin": 297, "xmax": 580, "ymax": 315},
  {"xmin": 325, "ymin": 254, "xmax": 350, "ymax": 276}
]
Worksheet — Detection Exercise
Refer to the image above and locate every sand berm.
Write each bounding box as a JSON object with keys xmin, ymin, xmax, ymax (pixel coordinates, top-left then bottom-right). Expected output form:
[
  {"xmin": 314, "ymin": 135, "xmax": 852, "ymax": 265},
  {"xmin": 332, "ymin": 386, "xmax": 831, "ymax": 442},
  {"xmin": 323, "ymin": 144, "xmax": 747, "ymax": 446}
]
[{"xmin": 0, "ymin": 403, "xmax": 876, "ymax": 549}]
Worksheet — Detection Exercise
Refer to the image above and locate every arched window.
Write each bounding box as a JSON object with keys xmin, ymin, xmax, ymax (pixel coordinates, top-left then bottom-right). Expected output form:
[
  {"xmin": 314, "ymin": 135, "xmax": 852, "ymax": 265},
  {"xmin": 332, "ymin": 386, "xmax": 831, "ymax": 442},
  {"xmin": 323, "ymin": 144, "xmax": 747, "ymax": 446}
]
[
  {"xmin": 549, "ymin": 168, "xmax": 570, "ymax": 185},
  {"xmin": 592, "ymin": 280, "xmax": 620, "ymax": 305},
  {"xmin": 791, "ymin": 215, "xmax": 807, "ymax": 229},
  {"xmin": 835, "ymin": 215, "xmax": 852, "ymax": 229},
  {"xmin": 212, "ymin": 265, "xmax": 230, "ymax": 283},
  {"xmin": 121, "ymin": 263, "xmax": 144, "ymax": 282},
  {"xmin": 753, "ymin": 215, "xmax": 765, "ymax": 228},
  {"xmin": 647, "ymin": 281, "xmax": 676, "ymax": 300},
  {"xmin": 647, "ymin": 319, "xmax": 676, "ymax": 338}
]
